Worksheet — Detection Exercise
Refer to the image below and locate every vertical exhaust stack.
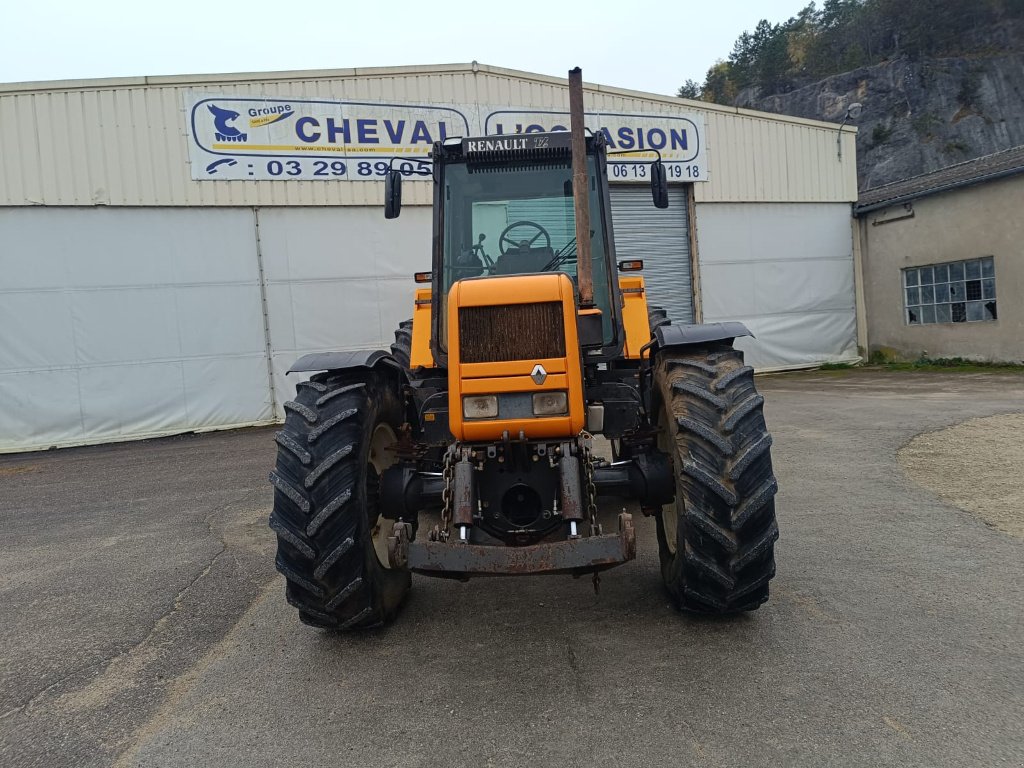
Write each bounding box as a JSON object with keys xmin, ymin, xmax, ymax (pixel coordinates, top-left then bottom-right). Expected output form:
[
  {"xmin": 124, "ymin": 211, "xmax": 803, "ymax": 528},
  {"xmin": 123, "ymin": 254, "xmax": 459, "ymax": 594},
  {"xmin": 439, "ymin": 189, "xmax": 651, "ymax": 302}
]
[{"xmin": 568, "ymin": 67, "xmax": 594, "ymax": 309}]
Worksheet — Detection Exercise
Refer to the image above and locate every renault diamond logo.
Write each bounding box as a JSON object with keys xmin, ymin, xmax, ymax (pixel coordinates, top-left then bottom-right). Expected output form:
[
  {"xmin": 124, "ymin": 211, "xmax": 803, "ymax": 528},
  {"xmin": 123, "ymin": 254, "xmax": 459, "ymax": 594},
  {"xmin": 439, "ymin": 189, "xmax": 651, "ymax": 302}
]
[{"xmin": 530, "ymin": 364, "xmax": 548, "ymax": 385}]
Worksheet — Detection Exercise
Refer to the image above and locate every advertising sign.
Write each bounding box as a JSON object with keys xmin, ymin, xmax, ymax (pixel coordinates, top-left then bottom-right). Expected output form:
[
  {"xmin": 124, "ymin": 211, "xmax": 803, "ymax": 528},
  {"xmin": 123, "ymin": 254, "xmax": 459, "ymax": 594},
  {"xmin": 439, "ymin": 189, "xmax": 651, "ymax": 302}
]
[
  {"xmin": 484, "ymin": 110, "xmax": 705, "ymax": 182},
  {"xmin": 188, "ymin": 94, "xmax": 468, "ymax": 181},
  {"xmin": 186, "ymin": 92, "xmax": 707, "ymax": 182}
]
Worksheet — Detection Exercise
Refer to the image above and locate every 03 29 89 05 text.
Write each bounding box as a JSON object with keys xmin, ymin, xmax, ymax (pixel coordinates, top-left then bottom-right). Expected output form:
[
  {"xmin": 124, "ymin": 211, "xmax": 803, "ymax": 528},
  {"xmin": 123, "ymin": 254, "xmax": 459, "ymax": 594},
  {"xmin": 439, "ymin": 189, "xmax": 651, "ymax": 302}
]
[{"xmin": 250, "ymin": 158, "xmax": 432, "ymax": 179}]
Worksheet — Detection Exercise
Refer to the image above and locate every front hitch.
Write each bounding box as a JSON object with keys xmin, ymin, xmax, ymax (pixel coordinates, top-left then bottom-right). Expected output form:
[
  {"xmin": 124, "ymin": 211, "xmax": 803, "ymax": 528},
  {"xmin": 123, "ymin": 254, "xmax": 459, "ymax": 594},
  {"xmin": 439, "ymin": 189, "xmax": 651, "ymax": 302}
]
[{"xmin": 387, "ymin": 513, "xmax": 635, "ymax": 577}]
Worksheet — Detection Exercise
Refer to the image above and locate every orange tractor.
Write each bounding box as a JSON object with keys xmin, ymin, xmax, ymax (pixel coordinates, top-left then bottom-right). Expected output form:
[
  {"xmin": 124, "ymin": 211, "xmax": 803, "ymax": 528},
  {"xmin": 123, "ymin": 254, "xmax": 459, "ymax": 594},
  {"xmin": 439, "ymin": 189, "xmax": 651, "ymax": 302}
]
[{"xmin": 269, "ymin": 69, "xmax": 779, "ymax": 629}]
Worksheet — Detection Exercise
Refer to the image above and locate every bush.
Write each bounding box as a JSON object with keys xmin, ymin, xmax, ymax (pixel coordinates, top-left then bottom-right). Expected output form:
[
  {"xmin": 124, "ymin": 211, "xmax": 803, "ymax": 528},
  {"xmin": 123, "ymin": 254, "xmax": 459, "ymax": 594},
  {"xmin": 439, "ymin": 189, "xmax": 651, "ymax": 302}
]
[{"xmin": 871, "ymin": 123, "xmax": 893, "ymax": 146}]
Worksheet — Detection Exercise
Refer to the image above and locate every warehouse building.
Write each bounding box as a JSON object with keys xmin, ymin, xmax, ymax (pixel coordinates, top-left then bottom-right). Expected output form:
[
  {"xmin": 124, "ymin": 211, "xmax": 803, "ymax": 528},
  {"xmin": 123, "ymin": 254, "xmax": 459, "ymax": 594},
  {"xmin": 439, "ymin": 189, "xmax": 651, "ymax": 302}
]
[
  {"xmin": 0, "ymin": 63, "xmax": 861, "ymax": 452},
  {"xmin": 855, "ymin": 145, "xmax": 1023, "ymax": 363}
]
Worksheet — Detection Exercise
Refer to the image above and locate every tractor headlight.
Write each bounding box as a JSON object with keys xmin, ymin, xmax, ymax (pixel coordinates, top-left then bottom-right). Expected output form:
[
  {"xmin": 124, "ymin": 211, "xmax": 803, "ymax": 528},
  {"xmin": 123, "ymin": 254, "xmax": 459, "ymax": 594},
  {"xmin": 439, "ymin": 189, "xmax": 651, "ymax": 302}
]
[
  {"xmin": 463, "ymin": 395, "xmax": 498, "ymax": 419},
  {"xmin": 532, "ymin": 391, "xmax": 568, "ymax": 416}
]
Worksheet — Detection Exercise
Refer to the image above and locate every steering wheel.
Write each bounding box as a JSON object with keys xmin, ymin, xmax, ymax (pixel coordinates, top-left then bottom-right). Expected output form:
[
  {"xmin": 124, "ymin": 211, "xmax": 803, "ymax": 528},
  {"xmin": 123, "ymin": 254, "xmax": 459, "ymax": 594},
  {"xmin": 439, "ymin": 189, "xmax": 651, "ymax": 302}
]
[{"xmin": 499, "ymin": 220, "xmax": 552, "ymax": 256}]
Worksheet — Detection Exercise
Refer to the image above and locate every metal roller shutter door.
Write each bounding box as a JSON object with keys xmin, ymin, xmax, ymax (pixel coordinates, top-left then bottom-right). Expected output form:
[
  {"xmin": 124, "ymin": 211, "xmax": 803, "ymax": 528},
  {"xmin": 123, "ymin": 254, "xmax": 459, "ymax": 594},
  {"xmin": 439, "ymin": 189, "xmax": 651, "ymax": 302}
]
[
  {"xmin": 505, "ymin": 198, "xmax": 575, "ymax": 250},
  {"xmin": 610, "ymin": 185, "xmax": 693, "ymax": 324}
]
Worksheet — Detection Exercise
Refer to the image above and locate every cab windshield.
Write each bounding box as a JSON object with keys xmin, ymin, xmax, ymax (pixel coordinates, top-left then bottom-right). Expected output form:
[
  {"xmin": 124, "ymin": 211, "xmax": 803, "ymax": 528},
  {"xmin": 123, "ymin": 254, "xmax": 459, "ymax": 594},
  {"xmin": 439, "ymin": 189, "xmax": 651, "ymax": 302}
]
[{"xmin": 440, "ymin": 156, "xmax": 613, "ymax": 347}]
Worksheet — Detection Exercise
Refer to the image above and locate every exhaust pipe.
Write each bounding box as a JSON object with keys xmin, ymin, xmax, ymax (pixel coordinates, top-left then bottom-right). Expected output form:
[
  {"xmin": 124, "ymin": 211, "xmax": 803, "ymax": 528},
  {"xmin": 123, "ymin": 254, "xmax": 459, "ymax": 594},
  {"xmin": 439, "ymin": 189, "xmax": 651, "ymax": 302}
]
[{"xmin": 568, "ymin": 67, "xmax": 594, "ymax": 309}]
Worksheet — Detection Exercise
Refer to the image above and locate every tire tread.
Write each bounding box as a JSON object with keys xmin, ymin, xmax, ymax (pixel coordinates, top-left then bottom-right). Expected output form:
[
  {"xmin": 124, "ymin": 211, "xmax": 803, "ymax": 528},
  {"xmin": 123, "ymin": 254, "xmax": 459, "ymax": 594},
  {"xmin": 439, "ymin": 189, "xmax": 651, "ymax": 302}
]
[
  {"xmin": 269, "ymin": 369, "xmax": 410, "ymax": 630},
  {"xmin": 653, "ymin": 345, "xmax": 779, "ymax": 614},
  {"xmin": 391, "ymin": 319, "xmax": 413, "ymax": 370}
]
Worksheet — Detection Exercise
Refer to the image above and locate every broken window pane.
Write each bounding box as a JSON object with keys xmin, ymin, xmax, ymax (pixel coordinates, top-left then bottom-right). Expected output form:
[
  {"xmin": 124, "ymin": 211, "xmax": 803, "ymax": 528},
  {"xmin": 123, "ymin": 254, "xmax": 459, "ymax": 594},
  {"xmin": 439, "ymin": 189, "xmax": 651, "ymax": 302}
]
[{"xmin": 903, "ymin": 259, "xmax": 996, "ymax": 325}]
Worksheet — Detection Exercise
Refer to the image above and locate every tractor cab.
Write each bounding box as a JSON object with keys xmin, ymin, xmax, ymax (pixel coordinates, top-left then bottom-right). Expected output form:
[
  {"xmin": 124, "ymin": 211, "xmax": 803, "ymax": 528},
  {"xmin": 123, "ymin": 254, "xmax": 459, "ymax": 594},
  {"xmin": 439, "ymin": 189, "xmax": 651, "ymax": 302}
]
[
  {"xmin": 433, "ymin": 132, "xmax": 616, "ymax": 349},
  {"xmin": 385, "ymin": 130, "xmax": 668, "ymax": 364}
]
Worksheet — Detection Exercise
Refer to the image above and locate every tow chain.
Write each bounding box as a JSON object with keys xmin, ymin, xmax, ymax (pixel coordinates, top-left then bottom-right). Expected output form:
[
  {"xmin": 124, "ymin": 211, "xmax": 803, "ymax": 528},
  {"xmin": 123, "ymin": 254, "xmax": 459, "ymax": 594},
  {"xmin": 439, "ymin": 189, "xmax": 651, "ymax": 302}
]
[
  {"xmin": 435, "ymin": 445, "xmax": 456, "ymax": 543},
  {"xmin": 579, "ymin": 431, "xmax": 600, "ymax": 537},
  {"xmin": 579, "ymin": 431, "xmax": 602, "ymax": 594}
]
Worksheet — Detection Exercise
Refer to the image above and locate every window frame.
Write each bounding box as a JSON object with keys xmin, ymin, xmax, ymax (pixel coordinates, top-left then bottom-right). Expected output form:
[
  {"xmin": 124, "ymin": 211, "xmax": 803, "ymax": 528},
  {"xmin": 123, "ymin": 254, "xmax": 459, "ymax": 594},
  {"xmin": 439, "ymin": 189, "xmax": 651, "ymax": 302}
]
[{"xmin": 902, "ymin": 256, "xmax": 996, "ymax": 327}]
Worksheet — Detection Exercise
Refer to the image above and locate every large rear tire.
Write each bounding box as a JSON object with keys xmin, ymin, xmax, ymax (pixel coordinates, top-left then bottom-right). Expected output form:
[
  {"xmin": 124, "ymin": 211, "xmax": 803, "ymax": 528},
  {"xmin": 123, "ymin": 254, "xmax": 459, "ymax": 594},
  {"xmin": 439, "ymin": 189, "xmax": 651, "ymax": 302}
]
[
  {"xmin": 653, "ymin": 344, "xmax": 779, "ymax": 613},
  {"xmin": 269, "ymin": 368, "xmax": 410, "ymax": 629},
  {"xmin": 390, "ymin": 319, "xmax": 413, "ymax": 370},
  {"xmin": 648, "ymin": 305, "xmax": 671, "ymax": 334}
]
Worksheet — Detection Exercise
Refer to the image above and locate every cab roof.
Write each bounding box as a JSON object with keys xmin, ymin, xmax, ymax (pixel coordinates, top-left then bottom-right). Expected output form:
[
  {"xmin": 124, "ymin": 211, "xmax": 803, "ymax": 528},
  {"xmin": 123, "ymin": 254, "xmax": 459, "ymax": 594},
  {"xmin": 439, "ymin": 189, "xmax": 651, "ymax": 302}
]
[{"xmin": 434, "ymin": 131, "xmax": 601, "ymax": 164}]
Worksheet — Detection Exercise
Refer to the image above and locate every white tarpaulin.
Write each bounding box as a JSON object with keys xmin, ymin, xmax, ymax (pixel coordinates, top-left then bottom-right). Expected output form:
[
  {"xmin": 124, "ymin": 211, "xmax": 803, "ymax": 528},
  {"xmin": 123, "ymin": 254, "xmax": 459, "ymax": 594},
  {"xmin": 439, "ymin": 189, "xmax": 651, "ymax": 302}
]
[
  {"xmin": 0, "ymin": 200, "xmax": 858, "ymax": 453},
  {"xmin": 255, "ymin": 206, "xmax": 432, "ymax": 419},
  {"xmin": 695, "ymin": 202, "xmax": 859, "ymax": 369},
  {"xmin": 0, "ymin": 208, "xmax": 274, "ymax": 452}
]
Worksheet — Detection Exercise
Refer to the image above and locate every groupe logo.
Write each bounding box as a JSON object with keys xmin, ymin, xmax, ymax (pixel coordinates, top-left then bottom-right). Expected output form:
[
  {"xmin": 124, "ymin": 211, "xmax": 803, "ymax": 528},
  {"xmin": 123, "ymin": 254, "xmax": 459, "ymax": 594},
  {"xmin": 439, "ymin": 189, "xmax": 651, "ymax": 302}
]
[{"xmin": 248, "ymin": 104, "xmax": 293, "ymax": 118}]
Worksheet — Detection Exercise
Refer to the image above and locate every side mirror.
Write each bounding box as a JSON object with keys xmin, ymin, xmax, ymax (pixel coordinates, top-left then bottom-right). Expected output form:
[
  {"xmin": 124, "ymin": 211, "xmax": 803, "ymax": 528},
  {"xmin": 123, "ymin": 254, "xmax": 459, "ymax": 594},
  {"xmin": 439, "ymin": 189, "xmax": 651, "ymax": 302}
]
[
  {"xmin": 384, "ymin": 170, "xmax": 403, "ymax": 219},
  {"xmin": 651, "ymin": 160, "xmax": 669, "ymax": 209}
]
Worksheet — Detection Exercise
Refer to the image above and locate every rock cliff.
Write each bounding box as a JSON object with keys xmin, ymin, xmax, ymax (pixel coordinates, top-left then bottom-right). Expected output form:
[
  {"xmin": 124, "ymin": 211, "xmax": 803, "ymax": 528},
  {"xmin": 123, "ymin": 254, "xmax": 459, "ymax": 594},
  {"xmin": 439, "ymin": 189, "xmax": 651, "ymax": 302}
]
[{"xmin": 737, "ymin": 52, "xmax": 1024, "ymax": 189}]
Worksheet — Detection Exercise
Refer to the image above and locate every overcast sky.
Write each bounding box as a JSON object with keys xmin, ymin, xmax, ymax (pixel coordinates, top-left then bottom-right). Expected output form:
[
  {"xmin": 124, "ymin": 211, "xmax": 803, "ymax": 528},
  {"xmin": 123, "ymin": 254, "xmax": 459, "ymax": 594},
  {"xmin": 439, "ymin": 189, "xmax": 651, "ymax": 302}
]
[{"xmin": 2, "ymin": 0, "xmax": 809, "ymax": 95}]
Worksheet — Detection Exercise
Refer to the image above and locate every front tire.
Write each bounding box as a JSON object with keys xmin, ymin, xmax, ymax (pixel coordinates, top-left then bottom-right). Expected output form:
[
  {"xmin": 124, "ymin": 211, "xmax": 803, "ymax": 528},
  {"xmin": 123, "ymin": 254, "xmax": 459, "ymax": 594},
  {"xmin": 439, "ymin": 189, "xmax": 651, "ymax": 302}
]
[
  {"xmin": 653, "ymin": 344, "xmax": 779, "ymax": 613},
  {"xmin": 269, "ymin": 368, "xmax": 410, "ymax": 629}
]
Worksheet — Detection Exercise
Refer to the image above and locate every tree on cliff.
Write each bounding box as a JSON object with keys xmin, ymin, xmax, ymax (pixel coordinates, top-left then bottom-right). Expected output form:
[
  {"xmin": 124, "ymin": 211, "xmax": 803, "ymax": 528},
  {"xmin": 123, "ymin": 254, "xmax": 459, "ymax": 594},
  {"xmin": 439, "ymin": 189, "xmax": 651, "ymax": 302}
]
[{"xmin": 682, "ymin": 0, "xmax": 1024, "ymax": 103}]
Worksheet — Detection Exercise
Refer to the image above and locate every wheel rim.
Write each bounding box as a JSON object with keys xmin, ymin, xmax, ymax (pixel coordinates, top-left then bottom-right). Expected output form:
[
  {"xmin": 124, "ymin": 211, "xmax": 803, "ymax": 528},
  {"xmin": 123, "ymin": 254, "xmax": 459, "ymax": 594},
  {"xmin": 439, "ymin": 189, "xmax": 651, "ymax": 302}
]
[
  {"xmin": 663, "ymin": 498, "xmax": 681, "ymax": 556},
  {"xmin": 368, "ymin": 423, "xmax": 398, "ymax": 567},
  {"xmin": 656, "ymin": 413, "xmax": 680, "ymax": 555}
]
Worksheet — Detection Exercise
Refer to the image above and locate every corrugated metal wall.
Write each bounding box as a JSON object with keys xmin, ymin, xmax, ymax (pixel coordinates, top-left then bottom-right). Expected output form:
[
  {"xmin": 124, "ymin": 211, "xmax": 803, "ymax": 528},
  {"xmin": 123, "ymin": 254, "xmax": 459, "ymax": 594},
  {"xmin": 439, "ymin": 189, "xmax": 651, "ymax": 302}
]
[
  {"xmin": 699, "ymin": 112, "xmax": 858, "ymax": 203},
  {"xmin": 0, "ymin": 64, "xmax": 857, "ymax": 208}
]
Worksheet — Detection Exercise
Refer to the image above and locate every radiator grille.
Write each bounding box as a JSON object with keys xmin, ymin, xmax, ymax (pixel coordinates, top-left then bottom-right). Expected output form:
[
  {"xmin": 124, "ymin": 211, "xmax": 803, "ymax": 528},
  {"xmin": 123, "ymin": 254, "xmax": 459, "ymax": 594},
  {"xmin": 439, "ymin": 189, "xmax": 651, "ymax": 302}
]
[{"xmin": 459, "ymin": 302, "xmax": 565, "ymax": 363}]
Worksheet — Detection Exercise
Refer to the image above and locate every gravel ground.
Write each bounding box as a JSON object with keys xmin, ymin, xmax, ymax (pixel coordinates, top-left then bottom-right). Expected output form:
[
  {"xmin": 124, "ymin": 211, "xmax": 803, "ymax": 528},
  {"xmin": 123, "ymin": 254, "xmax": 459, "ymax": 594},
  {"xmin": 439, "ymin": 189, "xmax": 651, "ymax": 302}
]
[
  {"xmin": 1, "ymin": 369, "xmax": 1022, "ymax": 768},
  {"xmin": 899, "ymin": 411, "xmax": 1024, "ymax": 539}
]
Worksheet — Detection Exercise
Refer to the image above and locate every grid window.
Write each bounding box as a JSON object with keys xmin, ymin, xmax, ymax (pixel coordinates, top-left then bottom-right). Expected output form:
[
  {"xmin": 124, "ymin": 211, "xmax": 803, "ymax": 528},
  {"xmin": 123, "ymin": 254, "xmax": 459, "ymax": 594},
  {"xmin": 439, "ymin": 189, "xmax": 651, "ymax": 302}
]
[{"xmin": 904, "ymin": 257, "xmax": 997, "ymax": 325}]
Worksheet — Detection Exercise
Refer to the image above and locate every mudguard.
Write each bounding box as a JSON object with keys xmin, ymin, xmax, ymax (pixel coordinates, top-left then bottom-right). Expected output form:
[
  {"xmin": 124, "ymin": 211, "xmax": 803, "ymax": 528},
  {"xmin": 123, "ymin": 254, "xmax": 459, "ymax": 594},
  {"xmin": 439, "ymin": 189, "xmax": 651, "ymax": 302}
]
[
  {"xmin": 640, "ymin": 321, "xmax": 756, "ymax": 425},
  {"xmin": 654, "ymin": 322, "xmax": 753, "ymax": 349},
  {"xmin": 287, "ymin": 349, "xmax": 396, "ymax": 374}
]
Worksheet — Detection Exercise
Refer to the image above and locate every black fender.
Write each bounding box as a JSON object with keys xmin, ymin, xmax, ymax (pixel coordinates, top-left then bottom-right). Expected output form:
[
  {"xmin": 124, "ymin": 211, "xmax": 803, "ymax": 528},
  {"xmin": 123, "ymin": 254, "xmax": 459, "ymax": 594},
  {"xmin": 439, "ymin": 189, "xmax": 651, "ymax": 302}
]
[
  {"xmin": 287, "ymin": 349, "xmax": 399, "ymax": 374},
  {"xmin": 640, "ymin": 322, "xmax": 754, "ymax": 422},
  {"xmin": 653, "ymin": 321, "xmax": 753, "ymax": 350}
]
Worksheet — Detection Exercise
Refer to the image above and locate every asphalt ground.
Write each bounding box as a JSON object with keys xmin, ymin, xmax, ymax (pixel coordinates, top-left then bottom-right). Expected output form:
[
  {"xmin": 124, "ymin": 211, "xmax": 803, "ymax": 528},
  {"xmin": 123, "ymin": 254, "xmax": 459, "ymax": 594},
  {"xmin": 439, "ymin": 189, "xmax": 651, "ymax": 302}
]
[{"xmin": 1, "ymin": 370, "xmax": 1023, "ymax": 767}]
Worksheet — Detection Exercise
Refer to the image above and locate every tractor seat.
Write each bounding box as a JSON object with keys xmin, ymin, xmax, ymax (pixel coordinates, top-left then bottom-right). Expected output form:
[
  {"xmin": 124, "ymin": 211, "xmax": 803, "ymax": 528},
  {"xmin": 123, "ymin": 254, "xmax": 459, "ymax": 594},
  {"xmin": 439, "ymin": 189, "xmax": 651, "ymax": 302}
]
[{"xmin": 493, "ymin": 246, "xmax": 555, "ymax": 275}]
